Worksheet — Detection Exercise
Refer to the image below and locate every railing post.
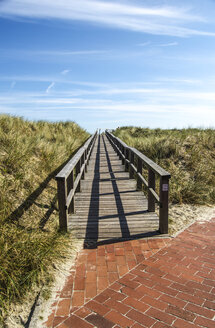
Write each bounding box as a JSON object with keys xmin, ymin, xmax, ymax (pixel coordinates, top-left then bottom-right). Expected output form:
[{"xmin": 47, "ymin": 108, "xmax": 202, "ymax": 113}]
[
  {"xmin": 159, "ymin": 176, "xmax": 169, "ymax": 234},
  {"xmin": 85, "ymin": 149, "xmax": 88, "ymax": 172},
  {"xmin": 81, "ymin": 153, "xmax": 85, "ymax": 179},
  {"xmin": 125, "ymin": 147, "xmax": 129, "ymax": 171},
  {"xmin": 76, "ymin": 159, "xmax": 81, "ymax": 192},
  {"xmin": 129, "ymin": 149, "xmax": 134, "ymax": 179},
  {"xmin": 56, "ymin": 177, "xmax": 68, "ymax": 230},
  {"xmin": 148, "ymin": 168, "xmax": 155, "ymax": 212},
  {"xmin": 121, "ymin": 145, "xmax": 124, "ymax": 165},
  {"xmin": 137, "ymin": 157, "xmax": 142, "ymax": 190},
  {"xmin": 67, "ymin": 170, "xmax": 74, "ymax": 214}
]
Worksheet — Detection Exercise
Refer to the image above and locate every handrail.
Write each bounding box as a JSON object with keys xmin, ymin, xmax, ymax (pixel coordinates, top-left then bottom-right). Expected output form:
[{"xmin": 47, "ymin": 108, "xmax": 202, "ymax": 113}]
[
  {"xmin": 56, "ymin": 131, "xmax": 98, "ymax": 230},
  {"xmin": 105, "ymin": 130, "xmax": 171, "ymax": 234}
]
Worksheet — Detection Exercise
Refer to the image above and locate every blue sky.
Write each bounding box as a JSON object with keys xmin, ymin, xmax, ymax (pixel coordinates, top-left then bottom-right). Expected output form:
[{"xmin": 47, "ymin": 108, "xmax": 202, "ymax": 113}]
[{"xmin": 0, "ymin": 0, "xmax": 215, "ymax": 132}]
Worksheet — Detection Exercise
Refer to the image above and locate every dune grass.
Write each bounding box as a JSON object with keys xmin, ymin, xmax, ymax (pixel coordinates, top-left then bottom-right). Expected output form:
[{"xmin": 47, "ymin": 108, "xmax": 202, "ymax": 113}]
[
  {"xmin": 113, "ymin": 126, "xmax": 215, "ymax": 205},
  {"xmin": 0, "ymin": 115, "xmax": 89, "ymax": 324}
]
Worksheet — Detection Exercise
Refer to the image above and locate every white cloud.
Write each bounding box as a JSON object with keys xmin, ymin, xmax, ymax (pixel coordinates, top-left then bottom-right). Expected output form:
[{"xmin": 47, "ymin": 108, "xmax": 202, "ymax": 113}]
[
  {"xmin": 0, "ymin": 0, "xmax": 214, "ymax": 37},
  {"xmin": 137, "ymin": 41, "xmax": 151, "ymax": 47},
  {"xmin": 159, "ymin": 42, "xmax": 178, "ymax": 47},
  {"xmin": 46, "ymin": 82, "xmax": 55, "ymax": 93},
  {"xmin": 10, "ymin": 81, "xmax": 16, "ymax": 89},
  {"xmin": 61, "ymin": 69, "xmax": 70, "ymax": 75}
]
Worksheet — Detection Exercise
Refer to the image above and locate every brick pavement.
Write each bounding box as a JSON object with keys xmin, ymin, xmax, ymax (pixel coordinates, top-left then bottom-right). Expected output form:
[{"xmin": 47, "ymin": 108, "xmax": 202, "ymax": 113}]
[{"xmin": 44, "ymin": 217, "xmax": 215, "ymax": 327}]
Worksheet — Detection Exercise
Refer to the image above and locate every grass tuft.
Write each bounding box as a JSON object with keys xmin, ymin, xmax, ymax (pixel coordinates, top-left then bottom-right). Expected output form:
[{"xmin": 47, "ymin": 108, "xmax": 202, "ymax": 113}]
[
  {"xmin": 0, "ymin": 115, "xmax": 89, "ymax": 324},
  {"xmin": 113, "ymin": 126, "xmax": 215, "ymax": 205}
]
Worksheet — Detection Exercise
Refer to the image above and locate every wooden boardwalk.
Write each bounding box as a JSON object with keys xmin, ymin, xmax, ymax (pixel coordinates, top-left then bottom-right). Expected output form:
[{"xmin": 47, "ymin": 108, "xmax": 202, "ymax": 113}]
[{"xmin": 69, "ymin": 135, "xmax": 159, "ymax": 244}]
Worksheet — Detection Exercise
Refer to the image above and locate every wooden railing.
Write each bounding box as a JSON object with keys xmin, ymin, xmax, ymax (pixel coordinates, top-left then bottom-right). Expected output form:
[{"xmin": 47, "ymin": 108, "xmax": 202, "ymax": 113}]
[
  {"xmin": 105, "ymin": 130, "xmax": 171, "ymax": 234},
  {"xmin": 56, "ymin": 131, "xmax": 97, "ymax": 230}
]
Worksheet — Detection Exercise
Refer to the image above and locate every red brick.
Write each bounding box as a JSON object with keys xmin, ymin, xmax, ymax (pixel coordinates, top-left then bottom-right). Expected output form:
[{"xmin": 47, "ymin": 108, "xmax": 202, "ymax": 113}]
[
  {"xmin": 97, "ymin": 247, "xmax": 106, "ymax": 256},
  {"xmin": 87, "ymin": 251, "xmax": 97, "ymax": 262},
  {"xmin": 107, "ymin": 261, "xmax": 117, "ymax": 272},
  {"xmin": 86, "ymin": 313, "xmax": 114, "ymax": 328},
  {"xmin": 116, "ymin": 256, "xmax": 126, "ymax": 265},
  {"xmin": 170, "ymin": 282, "xmax": 194, "ymax": 295},
  {"xmin": 131, "ymin": 323, "xmax": 145, "ymax": 328},
  {"xmin": 125, "ymin": 251, "xmax": 136, "ymax": 260},
  {"xmin": 97, "ymin": 256, "xmax": 106, "ymax": 265},
  {"xmin": 173, "ymin": 318, "xmax": 201, "ymax": 328},
  {"xmin": 74, "ymin": 307, "xmax": 92, "ymax": 318},
  {"xmin": 186, "ymin": 280, "xmax": 212, "ymax": 293},
  {"xmin": 85, "ymin": 283, "xmax": 97, "ymax": 299},
  {"xmin": 111, "ymin": 291, "xmax": 127, "ymax": 302},
  {"xmin": 56, "ymin": 298, "xmax": 71, "ymax": 316},
  {"xmin": 76, "ymin": 263, "xmax": 86, "ymax": 277},
  {"xmin": 107, "ymin": 253, "xmax": 116, "ymax": 261},
  {"xmin": 134, "ymin": 275, "xmax": 155, "ymax": 288},
  {"xmin": 118, "ymin": 265, "xmax": 129, "ymax": 277},
  {"xmin": 166, "ymin": 304, "xmax": 196, "ymax": 322},
  {"xmin": 141, "ymin": 295, "xmax": 168, "ymax": 311},
  {"xmin": 118, "ymin": 277, "xmax": 140, "ymax": 289},
  {"xmin": 85, "ymin": 300, "xmax": 110, "ymax": 316},
  {"xmin": 128, "ymin": 260, "xmax": 137, "ymax": 269},
  {"xmin": 195, "ymin": 315, "xmax": 215, "ymax": 328},
  {"xmin": 105, "ymin": 309, "xmax": 134, "ymax": 327},
  {"xmin": 155, "ymin": 285, "xmax": 178, "ymax": 297},
  {"xmin": 185, "ymin": 302, "xmax": 215, "ymax": 319},
  {"xmin": 94, "ymin": 288, "xmax": 116, "ymax": 303},
  {"xmin": 177, "ymin": 292, "xmax": 204, "ymax": 306},
  {"xmin": 60, "ymin": 315, "xmax": 93, "ymax": 328},
  {"xmin": 44, "ymin": 311, "xmax": 54, "ymax": 328},
  {"xmin": 135, "ymin": 254, "xmax": 145, "ymax": 262},
  {"xmin": 121, "ymin": 286, "xmax": 143, "ymax": 300},
  {"xmin": 108, "ymin": 272, "xmax": 119, "ymax": 284},
  {"xmin": 180, "ymin": 272, "xmax": 204, "ymax": 283},
  {"xmin": 110, "ymin": 282, "xmax": 122, "ymax": 291},
  {"xmin": 123, "ymin": 296, "xmax": 150, "ymax": 313},
  {"xmin": 146, "ymin": 307, "xmax": 175, "ymax": 325},
  {"xmin": 98, "ymin": 276, "xmax": 109, "ymax": 291},
  {"xmin": 159, "ymin": 294, "xmax": 187, "ymax": 308},
  {"xmin": 97, "ymin": 265, "xmax": 108, "ymax": 277},
  {"xmin": 145, "ymin": 266, "xmax": 165, "ymax": 277},
  {"xmin": 137, "ymin": 285, "xmax": 162, "ymax": 299},
  {"xmin": 153, "ymin": 322, "xmax": 171, "ymax": 328},
  {"xmin": 126, "ymin": 309, "xmax": 156, "ymax": 326},
  {"xmin": 105, "ymin": 298, "xmax": 130, "ymax": 314},
  {"xmin": 86, "ymin": 271, "xmax": 97, "ymax": 283},
  {"xmin": 106, "ymin": 244, "xmax": 114, "ymax": 253},
  {"xmin": 131, "ymin": 269, "xmax": 152, "ymax": 280},
  {"xmin": 204, "ymin": 300, "xmax": 215, "ymax": 310},
  {"xmin": 74, "ymin": 276, "xmax": 85, "ymax": 290},
  {"xmin": 194, "ymin": 289, "xmax": 215, "ymax": 301},
  {"xmin": 52, "ymin": 316, "xmax": 66, "ymax": 328},
  {"xmin": 203, "ymin": 278, "xmax": 215, "ymax": 287},
  {"xmin": 115, "ymin": 247, "xmax": 125, "ymax": 256},
  {"xmin": 72, "ymin": 291, "xmax": 85, "ymax": 307}
]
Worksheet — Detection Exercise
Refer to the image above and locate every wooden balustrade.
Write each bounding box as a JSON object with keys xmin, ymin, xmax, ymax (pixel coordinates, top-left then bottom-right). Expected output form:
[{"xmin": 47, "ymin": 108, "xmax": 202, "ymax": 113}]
[
  {"xmin": 105, "ymin": 130, "xmax": 171, "ymax": 234},
  {"xmin": 56, "ymin": 131, "xmax": 97, "ymax": 230}
]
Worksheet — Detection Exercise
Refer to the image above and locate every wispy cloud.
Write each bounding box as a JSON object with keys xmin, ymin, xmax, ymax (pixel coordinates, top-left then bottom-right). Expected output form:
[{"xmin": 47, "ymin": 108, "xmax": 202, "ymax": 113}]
[
  {"xmin": 159, "ymin": 42, "xmax": 178, "ymax": 47},
  {"xmin": 61, "ymin": 69, "xmax": 70, "ymax": 75},
  {"xmin": 46, "ymin": 82, "xmax": 55, "ymax": 93},
  {"xmin": 0, "ymin": 0, "xmax": 214, "ymax": 37},
  {"xmin": 137, "ymin": 41, "xmax": 151, "ymax": 47},
  {"xmin": 10, "ymin": 81, "xmax": 16, "ymax": 89}
]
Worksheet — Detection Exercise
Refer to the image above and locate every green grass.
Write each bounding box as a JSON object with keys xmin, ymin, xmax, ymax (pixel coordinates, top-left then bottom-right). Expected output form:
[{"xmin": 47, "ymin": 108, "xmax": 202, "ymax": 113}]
[
  {"xmin": 0, "ymin": 115, "xmax": 89, "ymax": 324},
  {"xmin": 113, "ymin": 126, "xmax": 215, "ymax": 205}
]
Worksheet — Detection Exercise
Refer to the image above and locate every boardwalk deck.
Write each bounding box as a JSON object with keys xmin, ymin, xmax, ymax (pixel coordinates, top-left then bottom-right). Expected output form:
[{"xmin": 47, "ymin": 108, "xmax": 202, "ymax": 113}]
[{"xmin": 68, "ymin": 135, "xmax": 159, "ymax": 244}]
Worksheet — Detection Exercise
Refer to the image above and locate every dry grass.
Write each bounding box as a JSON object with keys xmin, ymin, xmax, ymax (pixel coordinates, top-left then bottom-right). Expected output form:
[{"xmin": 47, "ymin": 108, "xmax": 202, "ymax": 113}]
[
  {"xmin": 0, "ymin": 115, "xmax": 89, "ymax": 324},
  {"xmin": 113, "ymin": 126, "xmax": 215, "ymax": 205}
]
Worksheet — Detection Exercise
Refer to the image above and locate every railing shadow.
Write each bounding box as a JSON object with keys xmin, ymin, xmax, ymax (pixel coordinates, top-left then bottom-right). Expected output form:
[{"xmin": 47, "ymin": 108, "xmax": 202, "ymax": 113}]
[
  {"xmin": 83, "ymin": 135, "xmax": 160, "ymax": 248},
  {"xmin": 6, "ymin": 140, "xmax": 88, "ymax": 229},
  {"xmin": 84, "ymin": 135, "xmax": 100, "ymax": 248}
]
